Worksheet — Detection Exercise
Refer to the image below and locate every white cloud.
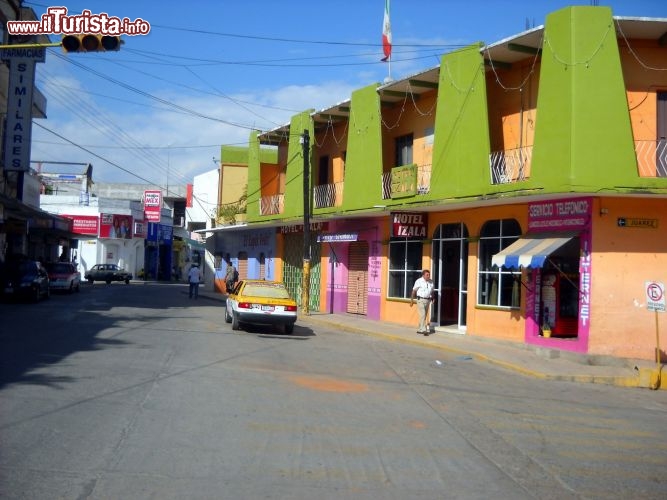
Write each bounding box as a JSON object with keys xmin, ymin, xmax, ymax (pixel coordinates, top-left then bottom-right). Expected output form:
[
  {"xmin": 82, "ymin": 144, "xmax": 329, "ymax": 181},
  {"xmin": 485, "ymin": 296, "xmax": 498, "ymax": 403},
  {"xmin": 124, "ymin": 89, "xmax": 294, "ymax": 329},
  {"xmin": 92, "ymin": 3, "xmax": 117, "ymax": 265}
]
[{"xmin": 32, "ymin": 69, "xmax": 359, "ymax": 187}]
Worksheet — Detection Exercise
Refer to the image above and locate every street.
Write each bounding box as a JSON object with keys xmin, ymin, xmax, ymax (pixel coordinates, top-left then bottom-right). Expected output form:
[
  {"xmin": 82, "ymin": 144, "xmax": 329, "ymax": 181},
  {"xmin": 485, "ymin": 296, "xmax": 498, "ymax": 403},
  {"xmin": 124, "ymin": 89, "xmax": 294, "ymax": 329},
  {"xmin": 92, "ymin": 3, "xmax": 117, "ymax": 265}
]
[{"xmin": 1, "ymin": 282, "xmax": 666, "ymax": 499}]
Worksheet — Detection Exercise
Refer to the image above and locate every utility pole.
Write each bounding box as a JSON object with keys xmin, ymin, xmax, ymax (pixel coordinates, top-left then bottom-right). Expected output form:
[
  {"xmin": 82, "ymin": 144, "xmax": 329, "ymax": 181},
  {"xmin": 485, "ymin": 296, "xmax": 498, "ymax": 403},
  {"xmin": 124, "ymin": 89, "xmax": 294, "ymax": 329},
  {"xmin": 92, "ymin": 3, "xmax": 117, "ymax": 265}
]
[{"xmin": 301, "ymin": 130, "xmax": 311, "ymax": 315}]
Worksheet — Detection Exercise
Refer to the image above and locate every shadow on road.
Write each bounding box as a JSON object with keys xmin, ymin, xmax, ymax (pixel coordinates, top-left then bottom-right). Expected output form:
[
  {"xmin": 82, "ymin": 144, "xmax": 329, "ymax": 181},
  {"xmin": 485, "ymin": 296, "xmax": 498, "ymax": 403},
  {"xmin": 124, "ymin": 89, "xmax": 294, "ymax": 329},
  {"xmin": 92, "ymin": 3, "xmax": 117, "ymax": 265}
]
[{"xmin": 0, "ymin": 282, "xmax": 315, "ymax": 389}]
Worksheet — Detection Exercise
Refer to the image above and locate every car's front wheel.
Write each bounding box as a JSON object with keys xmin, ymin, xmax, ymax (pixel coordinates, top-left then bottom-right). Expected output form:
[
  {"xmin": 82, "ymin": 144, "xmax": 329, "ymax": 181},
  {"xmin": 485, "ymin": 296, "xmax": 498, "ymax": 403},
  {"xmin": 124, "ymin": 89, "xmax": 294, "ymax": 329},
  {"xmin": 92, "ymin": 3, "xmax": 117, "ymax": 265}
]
[
  {"xmin": 87, "ymin": 277, "xmax": 94, "ymax": 284},
  {"xmin": 124, "ymin": 278, "xmax": 130, "ymax": 284}
]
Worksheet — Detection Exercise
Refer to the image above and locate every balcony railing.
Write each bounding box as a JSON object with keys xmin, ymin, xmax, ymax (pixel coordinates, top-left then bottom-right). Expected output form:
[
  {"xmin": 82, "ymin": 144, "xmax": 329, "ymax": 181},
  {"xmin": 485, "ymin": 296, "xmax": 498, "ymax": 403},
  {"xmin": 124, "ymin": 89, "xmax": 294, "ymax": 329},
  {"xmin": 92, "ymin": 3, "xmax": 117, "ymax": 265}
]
[
  {"xmin": 382, "ymin": 171, "xmax": 392, "ymax": 199},
  {"xmin": 489, "ymin": 146, "xmax": 532, "ymax": 184},
  {"xmin": 259, "ymin": 193, "xmax": 284, "ymax": 215},
  {"xmin": 313, "ymin": 181, "xmax": 344, "ymax": 209},
  {"xmin": 635, "ymin": 140, "xmax": 667, "ymax": 178},
  {"xmin": 489, "ymin": 142, "xmax": 667, "ymax": 182},
  {"xmin": 381, "ymin": 163, "xmax": 432, "ymax": 199},
  {"xmin": 376, "ymin": 141, "xmax": 664, "ymax": 196}
]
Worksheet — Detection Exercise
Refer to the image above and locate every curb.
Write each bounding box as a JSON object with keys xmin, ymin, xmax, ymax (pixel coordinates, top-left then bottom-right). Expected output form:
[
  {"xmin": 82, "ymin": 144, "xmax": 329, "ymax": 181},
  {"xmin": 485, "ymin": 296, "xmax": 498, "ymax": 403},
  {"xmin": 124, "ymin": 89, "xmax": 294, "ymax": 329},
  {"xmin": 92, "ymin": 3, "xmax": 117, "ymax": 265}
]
[{"xmin": 300, "ymin": 315, "xmax": 665, "ymax": 391}]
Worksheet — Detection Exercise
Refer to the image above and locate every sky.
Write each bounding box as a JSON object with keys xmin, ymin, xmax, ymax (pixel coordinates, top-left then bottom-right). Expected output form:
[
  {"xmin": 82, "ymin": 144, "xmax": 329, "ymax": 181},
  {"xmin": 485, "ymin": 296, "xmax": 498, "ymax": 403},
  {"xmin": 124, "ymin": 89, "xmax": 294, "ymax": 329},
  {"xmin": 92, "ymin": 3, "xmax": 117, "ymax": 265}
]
[{"xmin": 23, "ymin": 0, "xmax": 667, "ymax": 190}]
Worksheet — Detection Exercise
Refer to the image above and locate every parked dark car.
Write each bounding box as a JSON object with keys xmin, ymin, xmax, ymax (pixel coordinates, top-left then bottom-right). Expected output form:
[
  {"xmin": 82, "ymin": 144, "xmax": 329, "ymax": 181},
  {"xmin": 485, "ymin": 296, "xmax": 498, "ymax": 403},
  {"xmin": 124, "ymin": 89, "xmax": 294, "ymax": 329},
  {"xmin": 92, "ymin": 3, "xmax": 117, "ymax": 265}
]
[
  {"xmin": 84, "ymin": 264, "xmax": 132, "ymax": 284},
  {"xmin": 46, "ymin": 262, "xmax": 81, "ymax": 293},
  {"xmin": 2, "ymin": 261, "xmax": 50, "ymax": 302}
]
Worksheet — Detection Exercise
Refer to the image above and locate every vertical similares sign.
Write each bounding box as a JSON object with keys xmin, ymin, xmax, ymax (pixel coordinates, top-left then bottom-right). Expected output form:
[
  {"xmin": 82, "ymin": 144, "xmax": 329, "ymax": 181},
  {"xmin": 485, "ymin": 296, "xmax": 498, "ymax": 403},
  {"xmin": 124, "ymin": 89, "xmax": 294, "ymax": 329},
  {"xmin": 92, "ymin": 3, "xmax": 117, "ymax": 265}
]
[{"xmin": 1, "ymin": 47, "xmax": 46, "ymax": 172}]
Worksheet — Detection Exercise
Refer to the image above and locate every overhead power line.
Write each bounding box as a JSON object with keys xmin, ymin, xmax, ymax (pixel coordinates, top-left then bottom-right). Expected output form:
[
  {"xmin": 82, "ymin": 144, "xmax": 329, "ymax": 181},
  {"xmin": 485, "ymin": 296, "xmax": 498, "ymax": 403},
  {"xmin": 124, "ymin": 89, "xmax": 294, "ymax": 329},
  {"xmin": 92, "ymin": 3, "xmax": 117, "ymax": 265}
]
[
  {"xmin": 34, "ymin": 122, "xmax": 161, "ymax": 186},
  {"xmin": 151, "ymin": 23, "xmax": 456, "ymax": 49},
  {"xmin": 32, "ymin": 139, "xmax": 235, "ymax": 150},
  {"xmin": 49, "ymin": 50, "xmax": 260, "ymax": 131}
]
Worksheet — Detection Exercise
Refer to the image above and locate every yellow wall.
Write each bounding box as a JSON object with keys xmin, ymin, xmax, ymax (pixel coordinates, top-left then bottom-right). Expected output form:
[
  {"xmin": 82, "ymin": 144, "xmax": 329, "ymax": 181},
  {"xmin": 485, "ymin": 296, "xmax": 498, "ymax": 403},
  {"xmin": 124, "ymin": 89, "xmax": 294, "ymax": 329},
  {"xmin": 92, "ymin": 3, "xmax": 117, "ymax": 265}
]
[
  {"xmin": 591, "ymin": 198, "xmax": 667, "ymax": 359},
  {"xmin": 486, "ymin": 59, "xmax": 540, "ymax": 152},
  {"xmin": 315, "ymin": 121, "xmax": 348, "ymax": 182},
  {"xmin": 260, "ymin": 163, "xmax": 283, "ymax": 197},
  {"xmin": 622, "ymin": 40, "xmax": 667, "ymax": 142},
  {"xmin": 379, "ymin": 203, "xmax": 528, "ymax": 342},
  {"xmin": 381, "ymin": 90, "xmax": 437, "ymax": 170},
  {"xmin": 376, "ymin": 198, "xmax": 666, "ymax": 360},
  {"xmin": 221, "ymin": 164, "xmax": 248, "ymax": 205},
  {"xmin": 275, "ymin": 233, "xmax": 285, "ymax": 282},
  {"xmin": 437, "ymin": 204, "xmax": 528, "ymax": 342}
]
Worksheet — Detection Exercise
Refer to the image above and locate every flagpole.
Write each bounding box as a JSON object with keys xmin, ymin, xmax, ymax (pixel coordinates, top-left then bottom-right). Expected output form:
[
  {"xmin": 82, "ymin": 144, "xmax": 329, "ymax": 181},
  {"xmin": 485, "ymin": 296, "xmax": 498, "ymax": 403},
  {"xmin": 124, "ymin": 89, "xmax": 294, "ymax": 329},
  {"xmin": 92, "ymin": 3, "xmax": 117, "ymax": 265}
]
[{"xmin": 382, "ymin": 0, "xmax": 393, "ymax": 82}]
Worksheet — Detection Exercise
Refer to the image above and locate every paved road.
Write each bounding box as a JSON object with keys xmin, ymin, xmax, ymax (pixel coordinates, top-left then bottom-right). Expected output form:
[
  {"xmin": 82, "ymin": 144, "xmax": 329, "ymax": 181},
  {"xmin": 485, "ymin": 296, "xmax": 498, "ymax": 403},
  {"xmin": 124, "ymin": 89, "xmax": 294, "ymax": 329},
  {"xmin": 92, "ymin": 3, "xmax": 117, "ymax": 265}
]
[{"xmin": 1, "ymin": 283, "xmax": 666, "ymax": 499}]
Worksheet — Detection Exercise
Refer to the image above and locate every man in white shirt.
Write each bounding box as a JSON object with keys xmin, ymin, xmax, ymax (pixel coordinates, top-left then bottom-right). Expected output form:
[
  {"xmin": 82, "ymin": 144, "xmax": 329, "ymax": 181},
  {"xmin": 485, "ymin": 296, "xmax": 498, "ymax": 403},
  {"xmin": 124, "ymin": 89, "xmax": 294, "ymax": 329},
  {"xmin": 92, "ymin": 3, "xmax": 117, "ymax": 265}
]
[
  {"xmin": 410, "ymin": 269, "xmax": 434, "ymax": 335},
  {"xmin": 188, "ymin": 264, "xmax": 203, "ymax": 299}
]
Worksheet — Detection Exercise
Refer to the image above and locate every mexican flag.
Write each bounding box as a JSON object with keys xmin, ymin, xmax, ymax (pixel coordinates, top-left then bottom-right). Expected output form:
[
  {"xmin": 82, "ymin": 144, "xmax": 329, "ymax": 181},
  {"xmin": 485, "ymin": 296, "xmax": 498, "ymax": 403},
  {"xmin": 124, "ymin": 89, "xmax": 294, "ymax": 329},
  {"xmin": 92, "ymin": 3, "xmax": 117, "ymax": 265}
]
[{"xmin": 381, "ymin": 0, "xmax": 392, "ymax": 61}]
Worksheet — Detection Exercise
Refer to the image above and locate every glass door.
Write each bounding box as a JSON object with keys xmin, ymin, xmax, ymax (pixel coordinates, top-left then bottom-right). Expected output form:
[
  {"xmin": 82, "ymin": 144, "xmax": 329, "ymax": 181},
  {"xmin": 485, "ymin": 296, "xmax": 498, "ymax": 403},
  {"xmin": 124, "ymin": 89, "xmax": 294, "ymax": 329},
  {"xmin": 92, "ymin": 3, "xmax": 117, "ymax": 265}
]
[{"xmin": 432, "ymin": 223, "xmax": 469, "ymax": 330}]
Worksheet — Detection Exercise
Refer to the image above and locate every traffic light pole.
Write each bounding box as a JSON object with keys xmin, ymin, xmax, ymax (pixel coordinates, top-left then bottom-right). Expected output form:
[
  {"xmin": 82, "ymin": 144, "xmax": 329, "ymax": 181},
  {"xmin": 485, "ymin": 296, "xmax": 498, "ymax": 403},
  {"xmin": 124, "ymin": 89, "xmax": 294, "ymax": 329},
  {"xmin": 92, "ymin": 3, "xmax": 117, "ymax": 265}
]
[
  {"xmin": 0, "ymin": 42, "xmax": 61, "ymax": 49},
  {"xmin": 301, "ymin": 130, "xmax": 311, "ymax": 316}
]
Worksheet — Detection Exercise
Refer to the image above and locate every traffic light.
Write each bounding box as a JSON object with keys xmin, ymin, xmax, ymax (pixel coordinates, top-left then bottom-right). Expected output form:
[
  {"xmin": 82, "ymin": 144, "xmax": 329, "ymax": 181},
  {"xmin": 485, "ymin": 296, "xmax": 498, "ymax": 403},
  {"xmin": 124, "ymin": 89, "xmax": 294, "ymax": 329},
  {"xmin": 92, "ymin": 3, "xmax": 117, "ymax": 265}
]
[{"xmin": 61, "ymin": 34, "xmax": 121, "ymax": 53}]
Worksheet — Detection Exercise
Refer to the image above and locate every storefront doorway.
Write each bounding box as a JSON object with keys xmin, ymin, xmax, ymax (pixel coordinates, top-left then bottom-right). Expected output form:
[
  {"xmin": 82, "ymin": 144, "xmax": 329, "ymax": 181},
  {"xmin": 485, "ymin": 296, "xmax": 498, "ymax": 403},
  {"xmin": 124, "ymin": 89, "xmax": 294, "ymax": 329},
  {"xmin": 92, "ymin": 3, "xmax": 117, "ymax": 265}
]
[
  {"xmin": 347, "ymin": 241, "xmax": 369, "ymax": 315},
  {"xmin": 432, "ymin": 223, "xmax": 469, "ymax": 330},
  {"xmin": 536, "ymin": 238, "xmax": 581, "ymax": 338}
]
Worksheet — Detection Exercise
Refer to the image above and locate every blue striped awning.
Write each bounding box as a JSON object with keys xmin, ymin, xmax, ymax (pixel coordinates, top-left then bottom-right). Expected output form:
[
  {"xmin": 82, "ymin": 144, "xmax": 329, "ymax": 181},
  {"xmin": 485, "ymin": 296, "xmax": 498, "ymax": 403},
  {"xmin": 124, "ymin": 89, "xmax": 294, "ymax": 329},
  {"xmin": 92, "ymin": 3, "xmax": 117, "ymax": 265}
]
[{"xmin": 492, "ymin": 234, "xmax": 575, "ymax": 269}]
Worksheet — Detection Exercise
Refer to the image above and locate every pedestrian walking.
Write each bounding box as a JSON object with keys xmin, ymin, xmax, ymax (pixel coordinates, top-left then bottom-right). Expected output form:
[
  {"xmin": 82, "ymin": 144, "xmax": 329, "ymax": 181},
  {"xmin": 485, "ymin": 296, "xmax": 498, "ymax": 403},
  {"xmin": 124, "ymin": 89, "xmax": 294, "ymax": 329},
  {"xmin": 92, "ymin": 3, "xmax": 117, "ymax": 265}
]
[
  {"xmin": 188, "ymin": 264, "xmax": 203, "ymax": 299},
  {"xmin": 225, "ymin": 262, "xmax": 237, "ymax": 294},
  {"xmin": 410, "ymin": 269, "xmax": 434, "ymax": 335}
]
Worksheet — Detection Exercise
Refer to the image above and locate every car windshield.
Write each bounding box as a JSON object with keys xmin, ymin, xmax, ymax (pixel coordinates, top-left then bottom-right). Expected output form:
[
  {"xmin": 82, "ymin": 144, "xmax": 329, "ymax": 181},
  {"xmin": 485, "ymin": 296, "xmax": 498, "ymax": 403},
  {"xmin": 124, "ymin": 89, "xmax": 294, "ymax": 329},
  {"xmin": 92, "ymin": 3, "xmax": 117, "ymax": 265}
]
[{"xmin": 242, "ymin": 283, "xmax": 292, "ymax": 299}]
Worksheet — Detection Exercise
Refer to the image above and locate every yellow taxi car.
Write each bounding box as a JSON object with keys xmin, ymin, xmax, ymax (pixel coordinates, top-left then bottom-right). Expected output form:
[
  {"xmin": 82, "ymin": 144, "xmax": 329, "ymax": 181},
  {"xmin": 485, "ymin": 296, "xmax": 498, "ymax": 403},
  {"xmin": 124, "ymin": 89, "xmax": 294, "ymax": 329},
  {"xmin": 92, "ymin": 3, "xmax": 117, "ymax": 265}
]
[{"xmin": 225, "ymin": 280, "xmax": 298, "ymax": 334}]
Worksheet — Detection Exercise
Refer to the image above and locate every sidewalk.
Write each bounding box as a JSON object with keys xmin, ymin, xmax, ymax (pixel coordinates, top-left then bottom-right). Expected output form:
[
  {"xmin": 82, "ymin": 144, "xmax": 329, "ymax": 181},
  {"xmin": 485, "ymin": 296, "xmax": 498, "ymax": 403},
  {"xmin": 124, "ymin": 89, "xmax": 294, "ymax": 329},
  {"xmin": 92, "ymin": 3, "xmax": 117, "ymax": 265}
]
[{"xmin": 298, "ymin": 311, "xmax": 665, "ymax": 391}]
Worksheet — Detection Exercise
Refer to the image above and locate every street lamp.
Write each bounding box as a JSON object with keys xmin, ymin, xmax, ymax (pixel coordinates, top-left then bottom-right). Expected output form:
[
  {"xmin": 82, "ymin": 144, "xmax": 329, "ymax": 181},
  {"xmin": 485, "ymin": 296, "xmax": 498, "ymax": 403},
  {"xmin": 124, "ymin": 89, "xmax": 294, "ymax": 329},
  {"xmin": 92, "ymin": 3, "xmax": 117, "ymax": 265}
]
[{"xmin": 300, "ymin": 130, "xmax": 311, "ymax": 315}]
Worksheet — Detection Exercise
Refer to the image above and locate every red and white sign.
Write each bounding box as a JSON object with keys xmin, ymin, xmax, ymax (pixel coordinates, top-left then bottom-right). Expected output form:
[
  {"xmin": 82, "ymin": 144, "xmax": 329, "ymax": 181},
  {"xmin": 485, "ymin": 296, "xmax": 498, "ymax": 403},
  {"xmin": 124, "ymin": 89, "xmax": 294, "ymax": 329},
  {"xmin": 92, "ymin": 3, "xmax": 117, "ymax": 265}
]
[
  {"xmin": 63, "ymin": 214, "xmax": 99, "ymax": 236},
  {"xmin": 646, "ymin": 281, "xmax": 665, "ymax": 312},
  {"xmin": 186, "ymin": 183, "xmax": 193, "ymax": 208},
  {"xmin": 100, "ymin": 213, "xmax": 133, "ymax": 239},
  {"xmin": 144, "ymin": 190, "xmax": 162, "ymax": 222},
  {"xmin": 391, "ymin": 211, "xmax": 427, "ymax": 239}
]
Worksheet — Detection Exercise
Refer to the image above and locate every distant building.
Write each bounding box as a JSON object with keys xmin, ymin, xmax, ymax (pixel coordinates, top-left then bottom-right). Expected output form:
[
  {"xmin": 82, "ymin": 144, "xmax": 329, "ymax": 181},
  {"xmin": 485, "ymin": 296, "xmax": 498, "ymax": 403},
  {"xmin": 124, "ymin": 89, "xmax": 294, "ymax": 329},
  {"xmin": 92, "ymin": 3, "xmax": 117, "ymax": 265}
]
[{"xmin": 40, "ymin": 180, "xmax": 193, "ymax": 281}]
